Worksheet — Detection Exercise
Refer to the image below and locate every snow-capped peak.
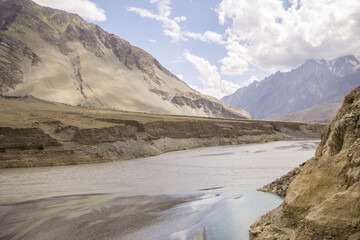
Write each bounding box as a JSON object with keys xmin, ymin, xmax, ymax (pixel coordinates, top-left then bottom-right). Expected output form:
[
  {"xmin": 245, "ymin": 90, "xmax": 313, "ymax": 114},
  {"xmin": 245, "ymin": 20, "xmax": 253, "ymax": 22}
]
[{"xmin": 321, "ymin": 55, "xmax": 360, "ymax": 77}]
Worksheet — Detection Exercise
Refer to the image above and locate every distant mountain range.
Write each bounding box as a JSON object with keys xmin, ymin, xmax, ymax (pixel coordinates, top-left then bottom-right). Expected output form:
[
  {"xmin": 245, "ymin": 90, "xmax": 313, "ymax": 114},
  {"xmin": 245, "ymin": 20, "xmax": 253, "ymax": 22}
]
[
  {"xmin": 267, "ymin": 102, "xmax": 342, "ymax": 123},
  {"xmin": 222, "ymin": 55, "xmax": 360, "ymax": 120},
  {"xmin": 0, "ymin": 0, "xmax": 250, "ymax": 119}
]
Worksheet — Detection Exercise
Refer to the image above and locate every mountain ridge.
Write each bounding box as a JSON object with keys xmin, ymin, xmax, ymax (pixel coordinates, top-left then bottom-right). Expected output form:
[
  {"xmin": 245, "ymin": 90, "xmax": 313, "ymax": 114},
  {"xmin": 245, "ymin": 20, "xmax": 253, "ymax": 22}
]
[
  {"xmin": 0, "ymin": 0, "xmax": 251, "ymax": 119},
  {"xmin": 266, "ymin": 102, "xmax": 342, "ymax": 123},
  {"xmin": 222, "ymin": 55, "xmax": 360, "ymax": 119}
]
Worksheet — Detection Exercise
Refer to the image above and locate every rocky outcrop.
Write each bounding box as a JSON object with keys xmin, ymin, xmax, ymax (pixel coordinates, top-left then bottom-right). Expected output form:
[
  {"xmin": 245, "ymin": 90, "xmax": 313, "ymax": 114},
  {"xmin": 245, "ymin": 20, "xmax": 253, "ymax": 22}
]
[
  {"xmin": 0, "ymin": 97, "xmax": 326, "ymax": 168},
  {"xmin": 250, "ymin": 86, "xmax": 360, "ymax": 240},
  {"xmin": 0, "ymin": 127, "xmax": 60, "ymax": 150},
  {"xmin": 265, "ymin": 121, "xmax": 325, "ymax": 140},
  {"xmin": 171, "ymin": 95, "xmax": 250, "ymax": 119},
  {"xmin": 257, "ymin": 167, "xmax": 302, "ymax": 197},
  {"xmin": 0, "ymin": 0, "xmax": 250, "ymax": 119},
  {"xmin": 0, "ymin": 34, "xmax": 41, "ymax": 92}
]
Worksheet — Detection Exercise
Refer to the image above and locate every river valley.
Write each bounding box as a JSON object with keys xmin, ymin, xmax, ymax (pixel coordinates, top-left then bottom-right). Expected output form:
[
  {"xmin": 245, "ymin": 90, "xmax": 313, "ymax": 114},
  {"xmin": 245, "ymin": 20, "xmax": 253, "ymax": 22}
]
[{"xmin": 0, "ymin": 141, "xmax": 318, "ymax": 240}]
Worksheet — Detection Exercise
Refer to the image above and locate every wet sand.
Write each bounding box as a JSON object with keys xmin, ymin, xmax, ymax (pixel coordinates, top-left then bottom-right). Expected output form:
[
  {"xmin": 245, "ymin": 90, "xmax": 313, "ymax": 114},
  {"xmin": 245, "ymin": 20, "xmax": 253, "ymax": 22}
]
[{"xmin": 0, "ymin": 194, "xmax": 196, "ymax": 240}]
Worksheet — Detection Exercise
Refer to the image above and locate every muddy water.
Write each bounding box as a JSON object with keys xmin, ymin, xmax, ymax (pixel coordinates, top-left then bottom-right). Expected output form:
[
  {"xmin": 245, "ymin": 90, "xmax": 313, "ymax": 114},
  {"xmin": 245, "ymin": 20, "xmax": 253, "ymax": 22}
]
[{"xmin": 0, "ymin": 141, "xmax": 318, "ymax": 239}]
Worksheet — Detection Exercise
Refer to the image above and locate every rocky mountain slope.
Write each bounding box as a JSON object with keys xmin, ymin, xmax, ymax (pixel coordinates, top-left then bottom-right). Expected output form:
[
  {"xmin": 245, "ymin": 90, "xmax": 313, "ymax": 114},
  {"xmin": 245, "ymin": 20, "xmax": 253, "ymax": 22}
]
[
  {"xmin": 250, "ymin": 86, "xmax": 360, "ymax": 240},
  {"xmin": 267, "ymin": 102, "xmax": 342, "ymax": 123},
  {"xmin": 0, "ymin": 96, "xmax": 325, "ymax": 168},
  {"xmin": 0, "ymin": 0, "xmax": 250, "ymax": 119},
  {"xmin": 222, "ymin": 55, "xmax": 360, "ymax": 119}
]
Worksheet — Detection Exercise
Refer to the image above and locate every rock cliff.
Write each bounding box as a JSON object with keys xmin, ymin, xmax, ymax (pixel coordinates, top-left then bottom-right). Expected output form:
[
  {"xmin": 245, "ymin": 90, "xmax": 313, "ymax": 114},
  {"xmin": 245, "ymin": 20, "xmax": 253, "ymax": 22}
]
[
  {"xmin": 0, "ymin": 97, "xmax": 325, "ymax": 168},
  {"xmin": 250, "ymin": 86, "xmax": 360, "ymax": 240},
  {"xmin": 0, "ymin": 0, "xmax": 250, "ymax": 119}
]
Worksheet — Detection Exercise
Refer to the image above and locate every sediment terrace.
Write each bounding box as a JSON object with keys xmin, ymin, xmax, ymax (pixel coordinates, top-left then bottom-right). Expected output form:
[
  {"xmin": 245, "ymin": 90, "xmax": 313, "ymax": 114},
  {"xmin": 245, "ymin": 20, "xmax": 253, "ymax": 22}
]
[{"xmin": 0, "ymin": 97, "xmax": 326, "ymax": 168}]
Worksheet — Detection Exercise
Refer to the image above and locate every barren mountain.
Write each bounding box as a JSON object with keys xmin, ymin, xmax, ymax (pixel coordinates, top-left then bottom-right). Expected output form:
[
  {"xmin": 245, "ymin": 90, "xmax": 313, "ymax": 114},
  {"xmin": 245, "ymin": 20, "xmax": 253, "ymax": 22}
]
[
  {"xmin": 0, "ymin": 0, "xmax": 250, "ymax": 119},
  {"xmin": 222, "ymin": 55, "xmax": 360, "ymax": 119},
  {"xmin": 267, "ymin": 102, "xmax": 342, "ymax": 123}
]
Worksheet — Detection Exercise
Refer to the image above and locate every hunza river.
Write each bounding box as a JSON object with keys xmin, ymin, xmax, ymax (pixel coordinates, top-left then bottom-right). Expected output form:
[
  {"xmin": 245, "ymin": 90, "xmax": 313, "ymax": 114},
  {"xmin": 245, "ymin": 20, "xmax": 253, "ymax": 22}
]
[{"xmin": 0, "ymin": 141, "xmax": 318, "ymax": 240}]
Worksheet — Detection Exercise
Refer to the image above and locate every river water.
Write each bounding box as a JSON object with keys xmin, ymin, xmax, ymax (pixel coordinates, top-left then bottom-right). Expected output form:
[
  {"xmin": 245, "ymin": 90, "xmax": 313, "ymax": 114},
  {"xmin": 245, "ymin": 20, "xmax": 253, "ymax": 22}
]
[{"xmin": 0, "ymin": 141, "xmax": 318, "ymax": 239}]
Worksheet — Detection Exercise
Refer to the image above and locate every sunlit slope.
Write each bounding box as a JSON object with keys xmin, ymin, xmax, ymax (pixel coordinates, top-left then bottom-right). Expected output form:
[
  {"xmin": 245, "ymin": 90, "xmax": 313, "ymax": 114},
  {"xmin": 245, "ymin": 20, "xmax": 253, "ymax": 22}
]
[{"xmin": 0, "ymin": 0, "xmax": 251, "ymax": 119}]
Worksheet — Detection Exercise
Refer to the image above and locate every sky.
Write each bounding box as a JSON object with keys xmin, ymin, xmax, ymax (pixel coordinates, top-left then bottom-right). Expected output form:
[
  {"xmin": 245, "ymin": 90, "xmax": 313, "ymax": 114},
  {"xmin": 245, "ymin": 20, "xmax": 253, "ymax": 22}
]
[{"xmin": 33, "ymin": 0, "xmax": 360, "ymax": 99}]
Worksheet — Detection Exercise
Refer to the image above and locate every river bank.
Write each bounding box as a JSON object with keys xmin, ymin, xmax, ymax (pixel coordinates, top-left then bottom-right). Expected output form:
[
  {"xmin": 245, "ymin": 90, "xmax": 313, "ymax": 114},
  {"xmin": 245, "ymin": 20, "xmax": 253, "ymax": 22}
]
[
  {"xmin": 0, "ymin": 141, "xmax": 317, "ymax": 239},
  {"xmin": 0, "ymin": 97, "xmax": 325, "ymax": 168}
]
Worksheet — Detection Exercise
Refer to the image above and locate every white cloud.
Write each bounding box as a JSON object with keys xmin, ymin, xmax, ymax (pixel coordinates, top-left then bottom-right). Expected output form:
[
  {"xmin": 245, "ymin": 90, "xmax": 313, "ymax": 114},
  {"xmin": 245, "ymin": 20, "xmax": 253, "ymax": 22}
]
[
  {"xmin": 184, "ymin": 51, "xmax": 240, "ymax": 98},
  {"xmin": 176, "ymin": 74, "xmax": 184, "ymax": 80},
  {"xmin": 216, "ymin": 0, "xmax": 360, "ymax": 74},
  {"xmin": 240, "ymin": 76, "xmax": 258, "ymax": 87},
  {"xmin": 184, "ymin": 51, "xmax": 220, "ymax": 88},
  {"xmin": 149, "ymin": 39, "xmax": 157, "ymax": 43},
  {"xmin": 128, "ymin": 1, "xmax": 223, "ymax": 44},
  {"xmin": 127, "ymin": 3, "xmax": 186, "ymax": 42},
  {"xmin": 184, "ymin": 31, "xmax": 224, "ymax": 44},
  {"xmin": 151, "ymin": 0, "xmax": 171, "ymax": 17},
  {"xmin": 33, "ymin": 0, "xmax": 106, "ymax": 22},
  {"xmin": 173, "ymin": 56, "xmax": 184, "ymax": 63},
  {"xmin": 174, "ymin": 16, "xmax": 186, "ymax": 23},
  {"xmin": 220, "ymin": 41, "xmax": 249, "ymax": 75}
]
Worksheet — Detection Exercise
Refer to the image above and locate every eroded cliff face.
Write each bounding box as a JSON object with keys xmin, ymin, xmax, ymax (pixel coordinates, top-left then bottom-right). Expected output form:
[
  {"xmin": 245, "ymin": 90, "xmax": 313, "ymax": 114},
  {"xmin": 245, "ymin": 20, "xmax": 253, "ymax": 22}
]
[
  {"xmin": 0, "ymin": 97, "xmax": 325, "ymax": 168},
  {"xmin": 0, "ymin": 0, "xmax": 250, "ymax": 119},
  {"xmin": 250, "ymin": 86, "xmax": 360, "ymax": 240}
]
